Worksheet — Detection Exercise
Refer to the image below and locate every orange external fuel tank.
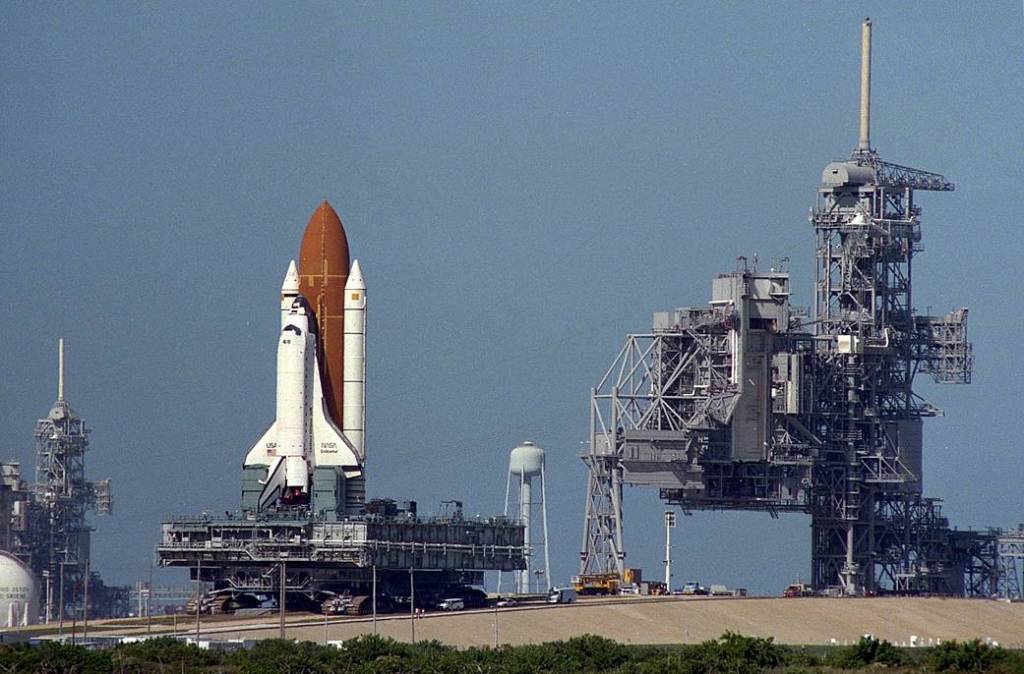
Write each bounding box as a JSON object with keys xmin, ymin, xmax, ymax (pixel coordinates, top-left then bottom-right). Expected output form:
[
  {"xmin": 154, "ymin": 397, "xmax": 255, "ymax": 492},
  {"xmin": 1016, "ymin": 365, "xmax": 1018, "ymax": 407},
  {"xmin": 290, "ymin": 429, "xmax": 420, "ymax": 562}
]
[{"xmin": 298, "ymin": 201, "xmax": 350, "ymax": 427}]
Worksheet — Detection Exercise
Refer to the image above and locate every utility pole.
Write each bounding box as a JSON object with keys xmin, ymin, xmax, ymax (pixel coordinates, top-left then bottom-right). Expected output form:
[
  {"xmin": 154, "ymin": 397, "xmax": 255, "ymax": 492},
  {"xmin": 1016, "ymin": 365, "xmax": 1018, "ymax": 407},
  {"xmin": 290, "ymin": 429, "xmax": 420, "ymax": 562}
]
[
  {"xmin": 194, "ymin": 557, "xmax": 201, "ymax": 643},
  {"xmin": 664, "ymin": 510, "xmax": 676, "ymax": 589},
  {"xmin": 43, "ymin": 571, "xmax": 51, "ymax": 624},
  {"xmin": 409, "ymin": 567, "xmax": 416, "ymax": 644},
  {"xmin": 371, "ymin": 564, "xmax": 377, "ymax": 635},
  {"xmin": 82, "ymin": 559, "xmax": 89, "ymax": 642},
  {"xmin": 68, "ymin": 562, "xmax": 75, "ymax": 643},
  {"xmin": 278, "ymin": 560, "xmax": 286, "ymax": 640},
  {"xmin": 58, "ymin": 561, "xmax": 65, "ymax": 638},
  {"xmin": 147, "ymin": 563, "xmax": 153, "ymax": 635},
  {"xmin": 493, "ymin": 595, "xmax": 498, "ymax": 648}
]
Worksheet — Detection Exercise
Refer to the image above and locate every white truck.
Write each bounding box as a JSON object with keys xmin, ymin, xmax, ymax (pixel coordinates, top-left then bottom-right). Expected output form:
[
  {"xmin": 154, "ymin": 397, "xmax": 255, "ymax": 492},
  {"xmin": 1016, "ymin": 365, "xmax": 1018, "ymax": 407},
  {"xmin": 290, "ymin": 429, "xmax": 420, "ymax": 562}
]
[{"xmin": 547, "ymin": 587, "xmax": 578, "ymax": 604}]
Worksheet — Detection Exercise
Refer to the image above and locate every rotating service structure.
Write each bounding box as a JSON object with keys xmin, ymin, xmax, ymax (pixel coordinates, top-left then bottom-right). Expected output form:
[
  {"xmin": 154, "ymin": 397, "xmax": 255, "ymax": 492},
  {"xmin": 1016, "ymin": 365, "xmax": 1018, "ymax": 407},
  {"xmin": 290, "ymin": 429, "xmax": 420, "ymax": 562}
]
[{"xmin": 580, "ymin": 20, "xmax": 1018, "ymax": 597}]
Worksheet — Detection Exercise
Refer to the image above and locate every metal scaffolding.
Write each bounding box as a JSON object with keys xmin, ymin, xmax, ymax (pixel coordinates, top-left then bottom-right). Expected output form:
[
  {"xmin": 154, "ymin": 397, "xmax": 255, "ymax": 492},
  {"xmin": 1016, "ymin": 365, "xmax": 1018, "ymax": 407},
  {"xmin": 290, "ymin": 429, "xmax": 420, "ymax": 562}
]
[
  {"xmin": 10, "ymin": 340, "xmax": 113, "ymax": 621},
  {"xmin": 578, "ymin": 20, "xmax": 1014, "ymax": 598},
  {"xmin": 997, "ymin": 525, "xmax": 1024, "ymax": 599},
  {"xmin": 157, "ymin": 511, "xmax": 526, "ymax": 610},
  {"xmin": 807, "ymin": 133, "xmax": 972, "ymax": 593}
]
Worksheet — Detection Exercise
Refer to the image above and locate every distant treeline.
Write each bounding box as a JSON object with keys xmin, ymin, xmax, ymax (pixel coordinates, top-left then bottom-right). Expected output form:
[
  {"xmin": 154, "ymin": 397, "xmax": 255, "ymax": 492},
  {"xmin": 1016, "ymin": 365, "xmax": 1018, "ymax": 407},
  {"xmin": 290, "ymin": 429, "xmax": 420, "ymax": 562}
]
[{"xmin": 1, "ymin": 632, "xmax": 1022, "ymax": 673}]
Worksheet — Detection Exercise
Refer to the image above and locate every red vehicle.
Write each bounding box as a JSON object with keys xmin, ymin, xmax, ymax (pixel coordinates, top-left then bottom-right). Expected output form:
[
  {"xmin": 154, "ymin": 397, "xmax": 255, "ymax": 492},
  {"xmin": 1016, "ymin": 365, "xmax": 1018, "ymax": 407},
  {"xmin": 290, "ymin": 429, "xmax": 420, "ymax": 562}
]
[{"xmin": 782, "ymin": 583, "xmax": 814, "ymax": 597}]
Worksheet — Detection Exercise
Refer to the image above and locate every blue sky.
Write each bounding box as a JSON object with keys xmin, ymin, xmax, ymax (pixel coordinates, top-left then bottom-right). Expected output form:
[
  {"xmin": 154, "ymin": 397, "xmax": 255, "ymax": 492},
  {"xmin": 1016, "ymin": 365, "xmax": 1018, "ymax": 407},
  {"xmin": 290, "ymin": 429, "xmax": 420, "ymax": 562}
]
[{"xmin": 2, "ymin": 2, "xmax": 1021, "ymax": 593}]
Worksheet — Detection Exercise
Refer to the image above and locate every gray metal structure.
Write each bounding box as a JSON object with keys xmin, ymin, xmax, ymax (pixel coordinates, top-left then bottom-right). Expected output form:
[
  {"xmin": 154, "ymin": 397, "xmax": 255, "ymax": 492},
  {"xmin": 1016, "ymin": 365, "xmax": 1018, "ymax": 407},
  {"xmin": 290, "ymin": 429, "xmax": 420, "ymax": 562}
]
[
  {"xmin": 579, "ymin": 20, "xmax": 1016, "ymax": 597},
  {"xmin": 0, "ymin": 464, "xmax": 30, "ymax": 553},
  {"xmin": 0, "ymin": 340, "xmax": 116, "ymax": 620},
  {"xmin": 997, "ymin": 525, "xmax": 1024, "ymax": 600},
  {"xmin": 158, "ymin": 506, "xmax": 525, "ymax": 610}
]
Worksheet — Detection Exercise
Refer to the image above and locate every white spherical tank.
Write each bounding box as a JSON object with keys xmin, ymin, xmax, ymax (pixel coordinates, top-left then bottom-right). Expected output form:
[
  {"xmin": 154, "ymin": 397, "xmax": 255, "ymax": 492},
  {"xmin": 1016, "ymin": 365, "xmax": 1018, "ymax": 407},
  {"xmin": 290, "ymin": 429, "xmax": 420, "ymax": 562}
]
[
  {"xmin": 0, "ymin": 551, "xmax": 38, "ymax": 627},
  {"xmin": 508, "ymin": 441, "xmax": 545, "ymax": 477}
]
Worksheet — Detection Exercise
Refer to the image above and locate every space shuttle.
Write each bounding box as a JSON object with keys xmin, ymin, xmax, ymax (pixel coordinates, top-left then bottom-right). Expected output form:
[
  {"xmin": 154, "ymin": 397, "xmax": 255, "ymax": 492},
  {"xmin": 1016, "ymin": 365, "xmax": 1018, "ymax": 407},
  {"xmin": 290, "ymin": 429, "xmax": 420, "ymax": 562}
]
[{"xmin": 242, "ymin": 260, "xmax": 366, "ymax": 513}]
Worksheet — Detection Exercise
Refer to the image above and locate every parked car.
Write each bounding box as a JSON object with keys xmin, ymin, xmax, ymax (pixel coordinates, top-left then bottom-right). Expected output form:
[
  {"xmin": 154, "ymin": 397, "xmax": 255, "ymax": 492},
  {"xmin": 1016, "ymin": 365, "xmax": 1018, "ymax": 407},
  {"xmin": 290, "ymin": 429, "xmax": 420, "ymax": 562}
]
[
  {"xmin": 495, "ymin": 597, "xmax": 518, "ymax": 608},
  {"xmin": 438, "ymin": 598, "xmax": 465, "ymax": 611}
]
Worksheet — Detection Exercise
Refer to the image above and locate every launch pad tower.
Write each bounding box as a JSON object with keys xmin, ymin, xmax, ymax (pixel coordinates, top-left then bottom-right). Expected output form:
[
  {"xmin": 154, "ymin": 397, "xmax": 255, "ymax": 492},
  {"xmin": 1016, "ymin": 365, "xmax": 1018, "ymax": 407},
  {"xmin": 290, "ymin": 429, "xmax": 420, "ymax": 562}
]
[
  {"xmin": 808, "ymin": 20, "xmax": 968, "ymax": 593},
  {"xmin": 18, "ymin": 340, "xmax": 113, "ymax": 621},
  {"xmin": 580, "ymin": 20, "xmax": 1014, "ymax": 596}
]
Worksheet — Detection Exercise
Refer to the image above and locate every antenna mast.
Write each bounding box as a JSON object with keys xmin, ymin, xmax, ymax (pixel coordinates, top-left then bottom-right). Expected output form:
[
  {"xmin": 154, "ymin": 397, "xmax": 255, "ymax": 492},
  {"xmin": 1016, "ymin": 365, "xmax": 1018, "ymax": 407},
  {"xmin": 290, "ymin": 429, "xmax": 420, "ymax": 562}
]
[
  {"xmin": 58, "ymin": 338, "xmax": 65, "ymax": 402},
  {"xmin": 858, "ymin": 18, "xmax": 872, "ymax": 151}
]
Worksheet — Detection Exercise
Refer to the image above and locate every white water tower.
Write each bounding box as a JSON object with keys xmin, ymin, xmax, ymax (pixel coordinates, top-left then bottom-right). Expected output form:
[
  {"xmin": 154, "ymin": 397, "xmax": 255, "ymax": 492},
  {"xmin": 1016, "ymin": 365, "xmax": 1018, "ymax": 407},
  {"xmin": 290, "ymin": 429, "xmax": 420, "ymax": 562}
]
[{"xmin": 502, "ymin": 441, "xmax": 550, "ymax": 594}]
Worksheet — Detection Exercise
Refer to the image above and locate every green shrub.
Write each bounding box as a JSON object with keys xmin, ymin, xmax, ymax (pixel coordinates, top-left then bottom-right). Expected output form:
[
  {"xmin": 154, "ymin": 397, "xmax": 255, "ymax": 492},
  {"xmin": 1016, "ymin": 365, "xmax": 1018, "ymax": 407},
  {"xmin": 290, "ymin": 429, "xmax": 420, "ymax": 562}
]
[
  {"xmin": 828, "ymin": 635, "xmax": 907, "ymax": 669},
  {"xmin": 642, "ymin": 633, "xmax": 788, "ymax": 674},
  {"xmin": 499, "ymin": 642, "xmax": 571, "ymax": 674},
  {"xmin": 561, "ymin": 634, "xmax": 632, "ymax": 671},
  {"xmin": 928, "ymin": 640, "xmax": 1008, "ymax": 672},
  {"xmin": 353, "ymin": 653, "xmax": 406, "ymax": 674},
  {"xmin": 8, "ymin": 630, "xmax": 1021, "ymax": 673},
  {"xmin": 229, "ymin": 638, "xmax": 342, "ymax": 674},
  {"xmin": 117, "ymin": 636, "xmax": 225, "ymax": 669},
  {"xmin": 716, "ymin": 632, "xmax": 787, "ymax": 669},
  {"xmin": 0, "ymin": 641, "xmax": 115, "ymax": 674},
  {"xmin": 340, "ymin": 633, "xmax": 413, "ymax": 662}
]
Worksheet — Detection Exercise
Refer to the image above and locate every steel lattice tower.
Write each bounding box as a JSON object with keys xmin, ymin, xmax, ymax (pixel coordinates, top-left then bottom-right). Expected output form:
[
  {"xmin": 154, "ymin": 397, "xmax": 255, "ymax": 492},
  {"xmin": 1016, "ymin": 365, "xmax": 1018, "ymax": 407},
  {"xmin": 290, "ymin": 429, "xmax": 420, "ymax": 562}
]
[
  {"xmin": 27, "ymin": 340, "xmax": 111, "ymax": 623},
  {"xmin": 807, "ymin": 19, "xmax": 971, "ymax": 594},
  {"xmin": 577, "ymin": 20, "xmax": 1004, "ymax": 597}
]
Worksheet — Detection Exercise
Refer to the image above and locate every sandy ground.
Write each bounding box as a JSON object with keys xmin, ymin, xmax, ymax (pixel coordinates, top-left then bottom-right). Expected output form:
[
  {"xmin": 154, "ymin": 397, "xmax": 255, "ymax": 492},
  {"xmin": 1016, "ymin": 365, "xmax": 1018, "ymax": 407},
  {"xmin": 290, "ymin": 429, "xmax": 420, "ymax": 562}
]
[{"xmin": 80, "ymin": 597, "xmax": 1021, "ymax": 648}]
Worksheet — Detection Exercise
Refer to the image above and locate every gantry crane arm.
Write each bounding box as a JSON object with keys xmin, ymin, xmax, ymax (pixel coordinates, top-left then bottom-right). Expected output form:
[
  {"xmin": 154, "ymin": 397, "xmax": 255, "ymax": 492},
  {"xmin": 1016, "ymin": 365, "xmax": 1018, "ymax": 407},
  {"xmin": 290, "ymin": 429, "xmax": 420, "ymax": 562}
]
[{"xmin": 854, "ymin": 153, "xmax": 955, "ymax": 192}]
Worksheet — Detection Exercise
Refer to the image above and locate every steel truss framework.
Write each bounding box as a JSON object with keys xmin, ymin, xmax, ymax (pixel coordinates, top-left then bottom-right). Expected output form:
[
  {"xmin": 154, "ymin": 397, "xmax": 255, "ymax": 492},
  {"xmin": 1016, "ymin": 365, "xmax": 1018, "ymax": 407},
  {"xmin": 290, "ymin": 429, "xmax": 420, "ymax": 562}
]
[
  {"xmin": 996, "ymin": 525, "xmax": 1024, "ymax": 599},
  {"xmin": 4, "ymin": 343, "xmax": 116, "ymax": 621},
  {"xmin": 578, "ymin": 143, "xmax": 1012, "ymax": 597},
  {"xmin": 808, "ymin": 146, "xmax": 974, "ymax": 594},
  {"xmin": 25, "ymin": 395, "xmax": 112, "ymax": 622},
  {"xmin": 158, "ymin": 513, "xmax": 526, "ymax": 607}
]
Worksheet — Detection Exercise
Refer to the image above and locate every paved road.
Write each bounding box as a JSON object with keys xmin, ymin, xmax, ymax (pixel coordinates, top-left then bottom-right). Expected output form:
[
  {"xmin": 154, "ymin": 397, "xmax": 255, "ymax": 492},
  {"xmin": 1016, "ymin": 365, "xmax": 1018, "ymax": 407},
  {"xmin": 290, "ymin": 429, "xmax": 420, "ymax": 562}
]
[{"xmin": 30, "ymin": 596, "xmax": 1024, "ymax": 648}]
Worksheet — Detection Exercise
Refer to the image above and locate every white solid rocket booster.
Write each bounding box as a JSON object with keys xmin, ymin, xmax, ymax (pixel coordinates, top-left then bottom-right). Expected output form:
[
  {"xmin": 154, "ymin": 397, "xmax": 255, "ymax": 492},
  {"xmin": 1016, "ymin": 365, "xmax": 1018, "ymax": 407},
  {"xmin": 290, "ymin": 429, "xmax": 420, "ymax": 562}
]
[{"xmin": 342, "ymin": 259, "xmax": 366, "ymax": 460}]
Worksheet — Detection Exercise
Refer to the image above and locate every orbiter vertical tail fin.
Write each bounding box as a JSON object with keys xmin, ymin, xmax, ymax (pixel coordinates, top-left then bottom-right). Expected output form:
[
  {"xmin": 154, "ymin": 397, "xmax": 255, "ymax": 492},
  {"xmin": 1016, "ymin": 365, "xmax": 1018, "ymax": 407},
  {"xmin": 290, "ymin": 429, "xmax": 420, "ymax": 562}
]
[{"xmin": 244, "ymin": 422, "xmax": 277, "ymax": 467}]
